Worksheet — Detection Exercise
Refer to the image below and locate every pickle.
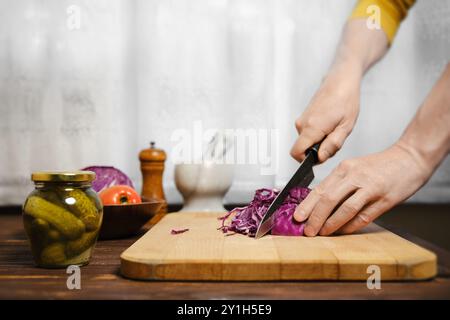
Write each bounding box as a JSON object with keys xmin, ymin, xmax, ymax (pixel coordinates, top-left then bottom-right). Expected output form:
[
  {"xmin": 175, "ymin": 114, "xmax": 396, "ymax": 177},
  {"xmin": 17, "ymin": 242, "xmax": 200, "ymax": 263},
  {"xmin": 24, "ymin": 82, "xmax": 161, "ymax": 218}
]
[
  {"xmin": 35, "ymin": 190, "xmax": 64, "ymax": 207},
  {"xmin": 33, "ymin": 218, "xmax": 49, "ymax": 229},
  {"xmin": 62, "ymin": 189, "xmax": 101, "ymax": 231},
  {"xmin": 66, "ymin": 230, "xmax": 98, "ymax": 258},
  {"xmin": 40, "ymin": 243, "xmax": 66, "ymax": 266},
  {"xmin": 24, "ymin": 196, "xmax": 85, "ymax": 240},
  {"xmin": 24, "ymin": 216, "xmax": 62, "ymax": 244},
  {"xmin": 23, "ymin": 217, "xmax": 50, "ymax": 255},
  {"xmin": 47, "ymin": 228, "xmax": 62, "ymax": 242},
  {"xmin": 27, "ymin": 218, "xmax": 50, "ymax": 237}
]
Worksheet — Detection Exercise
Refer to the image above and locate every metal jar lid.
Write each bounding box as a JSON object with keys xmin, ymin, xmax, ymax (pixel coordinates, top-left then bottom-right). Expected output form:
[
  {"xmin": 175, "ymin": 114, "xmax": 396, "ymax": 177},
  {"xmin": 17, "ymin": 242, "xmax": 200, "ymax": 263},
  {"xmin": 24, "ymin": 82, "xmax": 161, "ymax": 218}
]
[{"xmin": 31, "ymin": 171, "xmax": 96, "ymax": 183}]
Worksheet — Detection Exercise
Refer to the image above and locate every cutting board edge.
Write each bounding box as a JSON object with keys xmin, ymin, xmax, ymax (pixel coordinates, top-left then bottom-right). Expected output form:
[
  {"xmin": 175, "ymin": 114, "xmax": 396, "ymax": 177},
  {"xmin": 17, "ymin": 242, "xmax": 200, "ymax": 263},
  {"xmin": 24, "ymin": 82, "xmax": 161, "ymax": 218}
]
[
  {"xmin": 402, "ymin": 253, "xmax": 438, "ymax": 280},
  {"xmin": 119, "ymin": 257, "xmax": 437, "ymax": 281}
]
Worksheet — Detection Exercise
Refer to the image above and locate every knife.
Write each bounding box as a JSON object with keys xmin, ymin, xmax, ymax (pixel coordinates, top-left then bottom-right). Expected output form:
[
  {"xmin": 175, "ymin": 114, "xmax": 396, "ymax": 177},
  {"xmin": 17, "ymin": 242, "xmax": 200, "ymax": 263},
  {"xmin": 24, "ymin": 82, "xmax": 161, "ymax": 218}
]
[{"xmin": 254, "ymin": 142, "xmax": 322, "ymax": 239}]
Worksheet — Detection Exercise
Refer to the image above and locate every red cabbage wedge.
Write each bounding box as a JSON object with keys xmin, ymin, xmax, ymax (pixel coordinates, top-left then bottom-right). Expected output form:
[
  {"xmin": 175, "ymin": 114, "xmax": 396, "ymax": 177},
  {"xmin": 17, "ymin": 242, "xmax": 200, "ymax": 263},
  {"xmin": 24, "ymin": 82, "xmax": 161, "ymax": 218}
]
[
  {"xmin": 219, "ymin": 187, "xmax": 311, "ymax": 237},
  {"xmin": 81, "ymin": 166, "xmax": 134, "ymax": 193}
]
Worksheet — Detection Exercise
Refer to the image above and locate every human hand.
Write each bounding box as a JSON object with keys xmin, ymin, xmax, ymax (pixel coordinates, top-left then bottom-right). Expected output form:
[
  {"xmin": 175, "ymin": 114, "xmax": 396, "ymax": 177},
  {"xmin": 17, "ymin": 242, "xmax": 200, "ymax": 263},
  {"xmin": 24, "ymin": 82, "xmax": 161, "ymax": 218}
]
[
  {"xmin": 293, "ymin": 142, "xmax": 432, "ymax": 236},
  {"xmin": 290, "ymin": 70, "xmax": 361, "ymax": 163}
]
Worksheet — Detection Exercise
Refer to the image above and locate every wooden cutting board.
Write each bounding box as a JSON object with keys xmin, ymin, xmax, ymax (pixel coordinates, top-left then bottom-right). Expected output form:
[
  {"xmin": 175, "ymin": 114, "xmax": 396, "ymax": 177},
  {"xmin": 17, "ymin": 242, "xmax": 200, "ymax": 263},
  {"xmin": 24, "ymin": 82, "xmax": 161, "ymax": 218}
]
[{"xmin": 120, "ymin": 212, "xmax": 437, "ymax": 281}]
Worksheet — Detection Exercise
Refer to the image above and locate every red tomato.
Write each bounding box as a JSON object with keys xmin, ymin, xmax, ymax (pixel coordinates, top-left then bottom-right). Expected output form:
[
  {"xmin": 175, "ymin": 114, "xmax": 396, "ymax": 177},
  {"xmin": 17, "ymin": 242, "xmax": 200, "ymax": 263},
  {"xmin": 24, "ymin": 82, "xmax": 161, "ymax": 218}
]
[{"xmin": 99, "ymin": 185, "xmax": 142, "ymax": 205}]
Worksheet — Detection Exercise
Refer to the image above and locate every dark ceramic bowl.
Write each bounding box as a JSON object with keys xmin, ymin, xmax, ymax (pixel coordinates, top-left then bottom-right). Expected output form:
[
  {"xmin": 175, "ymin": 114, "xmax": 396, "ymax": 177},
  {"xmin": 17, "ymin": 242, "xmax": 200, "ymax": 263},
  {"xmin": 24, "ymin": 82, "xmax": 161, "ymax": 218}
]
[{"xmin": 98, "ymin": 198, "xmax": 163, "ymax": 240}]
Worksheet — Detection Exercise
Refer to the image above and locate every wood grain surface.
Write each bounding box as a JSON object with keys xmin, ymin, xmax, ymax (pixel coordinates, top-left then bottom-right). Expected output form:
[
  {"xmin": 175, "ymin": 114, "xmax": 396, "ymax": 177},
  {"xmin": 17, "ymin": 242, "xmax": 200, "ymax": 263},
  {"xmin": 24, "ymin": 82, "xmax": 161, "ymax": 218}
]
[{"xmin": 120, "ymin": 212, "xmax": 437, "ymax": 281}]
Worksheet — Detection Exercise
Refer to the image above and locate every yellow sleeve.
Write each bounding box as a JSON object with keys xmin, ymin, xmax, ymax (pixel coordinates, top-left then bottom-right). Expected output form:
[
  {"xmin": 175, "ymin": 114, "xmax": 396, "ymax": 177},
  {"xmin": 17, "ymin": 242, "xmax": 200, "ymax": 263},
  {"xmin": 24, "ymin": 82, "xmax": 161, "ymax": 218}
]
[{"xmin": 350, "ymin": 0, "xmax": 416, "ymax": 44}]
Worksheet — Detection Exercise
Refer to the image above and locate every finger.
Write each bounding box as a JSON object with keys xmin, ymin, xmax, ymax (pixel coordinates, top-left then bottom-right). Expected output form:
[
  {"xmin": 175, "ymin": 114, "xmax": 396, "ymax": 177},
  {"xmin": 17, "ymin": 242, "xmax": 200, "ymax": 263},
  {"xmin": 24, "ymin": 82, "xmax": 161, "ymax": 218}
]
[
  {"xmin": 294, "ymin": 117, "xmax": 303, "ymax": 134},
  {"xmin": 293, "ymin": 187, "xmax": 321, "ymax": 223},
  {"xmin": 293, "ymin": 170, "xmax": 342, "ymax": 222},
  {"xmin": 337, "ymin": 201, "xmax": 386, "ymax": 235},
  {"xmin": 303, "ymin": 179, "xmax": 357, "ymax": 237},
  {"xmin": 317, "ymin": 127, "xmax": 349, "ymax": 163},
  {"xmin": 319, "ymin": 190, "xmax": 370, "ymax": 236},
  {"xmin": 290, "ymin": 127, "xmax": 326, "ymax": 162}
]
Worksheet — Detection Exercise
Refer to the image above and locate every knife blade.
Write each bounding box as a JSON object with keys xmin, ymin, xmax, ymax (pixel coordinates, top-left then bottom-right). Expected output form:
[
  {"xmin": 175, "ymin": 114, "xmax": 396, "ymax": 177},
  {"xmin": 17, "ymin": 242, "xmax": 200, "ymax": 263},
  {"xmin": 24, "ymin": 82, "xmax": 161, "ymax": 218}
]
[{"xmin": 254, "ymin": 142, "xmax": 321, "ymax": 239}]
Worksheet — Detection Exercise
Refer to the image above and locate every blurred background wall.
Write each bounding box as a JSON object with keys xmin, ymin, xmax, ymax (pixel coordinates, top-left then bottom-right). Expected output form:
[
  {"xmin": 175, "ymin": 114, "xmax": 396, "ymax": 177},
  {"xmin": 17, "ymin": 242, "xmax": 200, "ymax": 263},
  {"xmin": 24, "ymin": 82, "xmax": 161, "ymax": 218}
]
[{"xmin": 0, "ymin": 0, "xmax": 449, "ymax": 205}]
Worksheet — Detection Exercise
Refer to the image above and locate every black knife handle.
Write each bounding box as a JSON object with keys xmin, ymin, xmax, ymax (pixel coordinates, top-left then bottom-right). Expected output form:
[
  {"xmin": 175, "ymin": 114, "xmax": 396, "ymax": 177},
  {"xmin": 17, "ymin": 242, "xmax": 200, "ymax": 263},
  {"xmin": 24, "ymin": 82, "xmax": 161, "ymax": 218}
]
[{"xmin": 306, "ymin": 141, "xmax": 323, "ymax": 164}]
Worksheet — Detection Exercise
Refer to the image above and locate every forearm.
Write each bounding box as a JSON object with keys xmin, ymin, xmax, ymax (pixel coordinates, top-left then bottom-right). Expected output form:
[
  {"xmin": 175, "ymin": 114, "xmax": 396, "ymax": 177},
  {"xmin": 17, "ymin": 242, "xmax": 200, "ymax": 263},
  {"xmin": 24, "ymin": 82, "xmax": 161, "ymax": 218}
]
[
  {"xmin": 397, "ymin": 63, "xmax": 450, "ymax": 176},
  {"xmin": 292, "ymin": 20, "xmax": 390, "ymax": 162},
  {"xmin": 327, "ymin": 19, "xmax": 389, "ymax": 81}
]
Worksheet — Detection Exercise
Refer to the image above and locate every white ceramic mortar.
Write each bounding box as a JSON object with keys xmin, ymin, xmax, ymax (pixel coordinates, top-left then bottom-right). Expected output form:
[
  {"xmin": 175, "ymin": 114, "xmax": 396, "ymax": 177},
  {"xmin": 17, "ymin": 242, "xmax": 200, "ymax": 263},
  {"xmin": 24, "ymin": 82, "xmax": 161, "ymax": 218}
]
[{"xmin": 175, "ymin": 163, "xmax": 234, "ymax": 212}]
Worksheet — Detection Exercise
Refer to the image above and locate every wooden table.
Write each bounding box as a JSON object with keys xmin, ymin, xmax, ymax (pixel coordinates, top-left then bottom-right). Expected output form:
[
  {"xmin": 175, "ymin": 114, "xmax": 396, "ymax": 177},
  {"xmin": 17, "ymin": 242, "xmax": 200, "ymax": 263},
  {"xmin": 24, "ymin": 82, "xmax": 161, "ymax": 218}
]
[{"xmin": 1, "ymin": 210, "xmax": 449, "ymax": 299}]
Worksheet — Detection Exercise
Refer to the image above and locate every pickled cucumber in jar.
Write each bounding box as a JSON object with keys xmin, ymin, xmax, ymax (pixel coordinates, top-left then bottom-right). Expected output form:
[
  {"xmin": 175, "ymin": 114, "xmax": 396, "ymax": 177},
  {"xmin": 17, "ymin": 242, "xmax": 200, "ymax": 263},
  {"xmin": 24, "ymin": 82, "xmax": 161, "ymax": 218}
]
[{"xmin": 23, "ymin": 171, "xmax": 103, "ymax": 268}]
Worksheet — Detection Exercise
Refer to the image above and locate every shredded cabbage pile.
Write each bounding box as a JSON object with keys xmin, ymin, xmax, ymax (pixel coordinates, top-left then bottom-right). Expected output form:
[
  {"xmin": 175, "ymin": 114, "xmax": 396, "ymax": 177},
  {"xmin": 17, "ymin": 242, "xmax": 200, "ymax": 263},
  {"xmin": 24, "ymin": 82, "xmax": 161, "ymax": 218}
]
[{"xmin": 219, "ymin": 187, "xmax": 310, "ymax": 237}]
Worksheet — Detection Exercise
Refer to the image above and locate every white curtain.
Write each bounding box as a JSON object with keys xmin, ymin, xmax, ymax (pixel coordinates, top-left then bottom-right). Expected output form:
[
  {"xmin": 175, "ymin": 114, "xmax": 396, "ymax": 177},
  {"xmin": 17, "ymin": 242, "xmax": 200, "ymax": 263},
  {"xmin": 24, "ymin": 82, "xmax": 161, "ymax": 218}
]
[{"xmin": 1, "ymin": 0, "xmax": 449, "ymax": 205}]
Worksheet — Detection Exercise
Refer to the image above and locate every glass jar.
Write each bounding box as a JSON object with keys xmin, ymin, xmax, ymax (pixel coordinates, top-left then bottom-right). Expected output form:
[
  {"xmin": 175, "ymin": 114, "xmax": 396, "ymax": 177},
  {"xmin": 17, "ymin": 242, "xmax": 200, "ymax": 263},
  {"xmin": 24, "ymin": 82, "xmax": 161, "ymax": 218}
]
[{"xmin": 23, "ymin": 171, "xmax": 103, "ymax": 268}]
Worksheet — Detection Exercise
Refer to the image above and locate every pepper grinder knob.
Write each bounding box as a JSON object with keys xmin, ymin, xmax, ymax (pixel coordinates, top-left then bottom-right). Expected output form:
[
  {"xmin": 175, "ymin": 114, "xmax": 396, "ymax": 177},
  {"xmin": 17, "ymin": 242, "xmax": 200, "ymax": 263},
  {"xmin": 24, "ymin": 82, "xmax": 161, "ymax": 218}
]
[{"xmin": 139, "ymin": 141, "xmax": 167, "ymax": 216}]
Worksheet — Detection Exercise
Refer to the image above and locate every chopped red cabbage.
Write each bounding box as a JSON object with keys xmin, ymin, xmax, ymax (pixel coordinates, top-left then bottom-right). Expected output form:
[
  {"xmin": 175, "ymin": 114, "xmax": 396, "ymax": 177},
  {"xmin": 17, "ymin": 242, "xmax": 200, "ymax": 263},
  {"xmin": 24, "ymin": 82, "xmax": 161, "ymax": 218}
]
[
  {"xmin": 219, "ymin": 187, "xmax": 310, "ymax": 237},
  {"xmin": 171, "ymin": 228, "xmax": 190, "ymax": 235},
  {"xmin": 81, "ymin": 166, "xmax": 134, "ymax": 193}
]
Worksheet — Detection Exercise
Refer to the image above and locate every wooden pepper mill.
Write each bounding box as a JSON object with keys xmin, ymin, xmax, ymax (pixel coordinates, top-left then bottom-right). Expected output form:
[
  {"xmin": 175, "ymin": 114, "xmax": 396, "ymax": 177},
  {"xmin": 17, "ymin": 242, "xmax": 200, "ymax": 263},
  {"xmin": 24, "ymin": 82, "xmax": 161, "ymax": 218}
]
[{"xmin": 139, "ymin": 141, "xmax": 168, "ymax": 221}]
